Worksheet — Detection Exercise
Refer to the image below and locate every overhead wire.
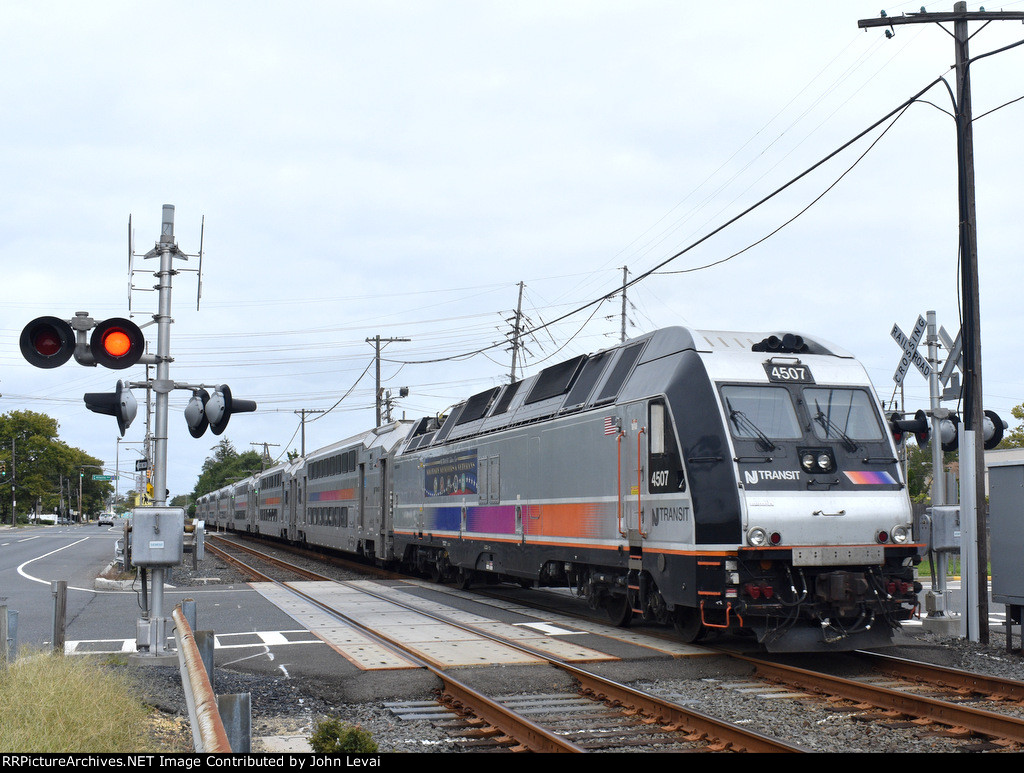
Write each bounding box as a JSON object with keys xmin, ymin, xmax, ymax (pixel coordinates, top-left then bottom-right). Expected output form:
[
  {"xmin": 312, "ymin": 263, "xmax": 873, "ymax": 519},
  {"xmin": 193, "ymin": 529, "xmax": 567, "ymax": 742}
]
[{"xmin": 382, "ymin": 72, "xmax": 958, "ymax": 369}]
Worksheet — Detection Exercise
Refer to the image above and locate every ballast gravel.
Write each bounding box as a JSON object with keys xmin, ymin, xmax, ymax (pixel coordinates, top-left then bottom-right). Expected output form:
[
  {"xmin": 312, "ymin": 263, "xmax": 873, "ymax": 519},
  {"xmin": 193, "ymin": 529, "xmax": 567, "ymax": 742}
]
[{"xmin": 123, "ymin": 549, "xmax": 1024, "ymax": 754}]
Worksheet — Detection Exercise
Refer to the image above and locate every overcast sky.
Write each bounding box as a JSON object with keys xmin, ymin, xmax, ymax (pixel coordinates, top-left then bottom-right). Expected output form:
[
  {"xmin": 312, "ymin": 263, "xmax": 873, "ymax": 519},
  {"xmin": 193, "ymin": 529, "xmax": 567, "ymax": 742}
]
[{"xmin": 3, "ymin": 1, "xmax": 1023, "ymax": 502}]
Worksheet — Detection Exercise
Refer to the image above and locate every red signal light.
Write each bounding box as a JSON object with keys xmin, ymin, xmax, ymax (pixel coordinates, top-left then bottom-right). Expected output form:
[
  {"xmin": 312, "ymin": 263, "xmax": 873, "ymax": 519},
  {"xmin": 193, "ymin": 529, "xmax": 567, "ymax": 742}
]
[
  {"xmin": 90, "ymin": 318, "xmax": 144, "ymax": 369},
  {"xmin": 35, "ymin": 330, "xmax": 64, "ymax": 356},
  {"xmin": 100, "ymin": 328, "xmax": 132, "ymax": 358},
  {"xmin": 20, "ymin": 317, "xmax": 76, "ymax": 368}
]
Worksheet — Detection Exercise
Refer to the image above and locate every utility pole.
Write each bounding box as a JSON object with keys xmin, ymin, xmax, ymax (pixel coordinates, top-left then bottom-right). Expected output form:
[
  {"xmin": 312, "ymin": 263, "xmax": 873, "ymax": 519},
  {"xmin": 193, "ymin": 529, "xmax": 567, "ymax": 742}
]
[
  {"xmin": 508, "ymin": 281, "xmax": 525, "ymax": 383},
  {"xmin": 620, "ymin": 266, "xmax": 629, "ymax": 343},
  {"xmin": 293, "ymin": 409, "xmax": 325, "ymax": 456},
  {"xmin": 366, "ymin": 336, "xmax": 410, "ymax": 427},
  {"xmin": 9, "ymin": 439, "xmax": 13, "ymax": 526},
  {"xmin": 858, "ymin": 4, "xmax": 1024, "ymax": 644},
  {"xmin": 250, "ymin": 442, "xmax": 280, "ymax": 471}
]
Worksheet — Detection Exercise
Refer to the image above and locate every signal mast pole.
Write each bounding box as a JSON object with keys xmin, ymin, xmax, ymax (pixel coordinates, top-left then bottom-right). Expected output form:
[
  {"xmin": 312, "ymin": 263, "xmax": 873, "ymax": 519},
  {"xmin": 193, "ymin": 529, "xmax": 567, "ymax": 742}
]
[
  {"xmin": 858, "ymin": 4, "xmax": 1024, "ymax": 644},
  {"xmin": 147, "ymin": 205, "xmax": 178, "ymax": 508}
]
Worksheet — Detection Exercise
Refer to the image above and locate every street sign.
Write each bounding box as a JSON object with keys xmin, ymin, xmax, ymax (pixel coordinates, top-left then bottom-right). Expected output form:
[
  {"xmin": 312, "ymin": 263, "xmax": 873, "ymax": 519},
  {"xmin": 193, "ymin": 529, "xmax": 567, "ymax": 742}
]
[
  {"xmin": 891, "ymin": 315, "xmax": 931, "ymax": 384},
  {"xmin": 91, "ymin": 475, "xmax": 113, "ymax": 481},
  {"xmin": 135, "ymin": 459, "xmax": 149, "ymax": 472}
]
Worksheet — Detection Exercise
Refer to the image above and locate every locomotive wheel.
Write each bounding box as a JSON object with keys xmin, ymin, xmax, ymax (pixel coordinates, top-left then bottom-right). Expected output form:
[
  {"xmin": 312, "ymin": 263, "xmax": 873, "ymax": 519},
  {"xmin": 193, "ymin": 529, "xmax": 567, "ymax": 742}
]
[
  {"xmin": 605, "ymin": 595, "xmax": 633, "ymax": 628},
  {"xmin": 457, "ymin": 568, "xmax": 474, "ymax": 589},
  {"xmin": 673, "ymin": 608, "xmax": 704, "ymax": 642}
]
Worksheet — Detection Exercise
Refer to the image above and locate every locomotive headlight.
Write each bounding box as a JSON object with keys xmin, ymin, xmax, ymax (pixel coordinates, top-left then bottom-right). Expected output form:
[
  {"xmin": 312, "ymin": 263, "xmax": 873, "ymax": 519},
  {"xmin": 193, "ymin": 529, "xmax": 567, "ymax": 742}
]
[
  {"xmin": 891, "ymin": 524, "xmax": 910, "ymax": 544},
  {"xmin": 799, "ymin": 448, "xmax": 835, "ymax": 473},
  {"xmin": 747, "ymin": 527, "xmax": 768, "ymax": 547}
]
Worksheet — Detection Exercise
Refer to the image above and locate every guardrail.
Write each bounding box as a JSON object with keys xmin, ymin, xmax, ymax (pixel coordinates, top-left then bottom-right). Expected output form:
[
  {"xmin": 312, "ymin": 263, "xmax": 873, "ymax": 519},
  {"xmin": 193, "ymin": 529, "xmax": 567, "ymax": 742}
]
[{"xmin": 172, "ymin": 602, "xmax": 238, "ymax": 753}]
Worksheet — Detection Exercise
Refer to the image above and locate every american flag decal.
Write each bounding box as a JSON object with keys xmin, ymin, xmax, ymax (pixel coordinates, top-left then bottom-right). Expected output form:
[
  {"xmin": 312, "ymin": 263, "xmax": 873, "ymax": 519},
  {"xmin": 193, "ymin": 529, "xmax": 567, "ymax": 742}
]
[{"xmin": 604, "ymin": 417, "xmax": 618, "ymax": 435}]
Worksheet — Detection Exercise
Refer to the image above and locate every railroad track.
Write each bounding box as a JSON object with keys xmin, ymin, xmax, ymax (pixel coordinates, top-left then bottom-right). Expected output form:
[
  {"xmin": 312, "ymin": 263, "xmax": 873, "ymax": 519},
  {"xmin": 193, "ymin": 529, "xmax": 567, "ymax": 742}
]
[
  {"xmin": 206, "ymin": 534, "xmax": 803, "ymax": 753},
  {"xmin": 729, "ymin": 651, "xmax": 1024, "ymax": 751},
  {"xmin": 208, "ymin": 532, "xmax": 1024, "ymax": 751}
]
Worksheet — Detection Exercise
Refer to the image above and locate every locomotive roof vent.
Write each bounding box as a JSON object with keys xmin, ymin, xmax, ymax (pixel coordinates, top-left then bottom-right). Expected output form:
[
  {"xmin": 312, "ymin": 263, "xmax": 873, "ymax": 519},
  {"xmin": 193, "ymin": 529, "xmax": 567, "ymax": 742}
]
[{"xmin": 752, "ymin": 333, "xmax": 809, "ymax": 354}]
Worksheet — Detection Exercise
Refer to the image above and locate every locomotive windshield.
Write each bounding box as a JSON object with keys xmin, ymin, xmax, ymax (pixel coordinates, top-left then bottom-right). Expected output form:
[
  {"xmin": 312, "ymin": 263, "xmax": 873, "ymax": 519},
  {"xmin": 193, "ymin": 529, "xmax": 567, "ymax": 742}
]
[
  {"xmin": 721, "ymin": 385, "xmax": 802, "ymax": 440},
  {"xmin": 804, "ymin": 387, "xmax": 884, "ymax": 441}
]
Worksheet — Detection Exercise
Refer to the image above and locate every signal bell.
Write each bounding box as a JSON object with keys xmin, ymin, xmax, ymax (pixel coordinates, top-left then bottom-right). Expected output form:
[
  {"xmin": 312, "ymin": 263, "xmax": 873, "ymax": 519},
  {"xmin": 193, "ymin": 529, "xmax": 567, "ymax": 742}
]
[{"xmin": 84, "ymin": 380, "xmax": 138, "ymax": 437}]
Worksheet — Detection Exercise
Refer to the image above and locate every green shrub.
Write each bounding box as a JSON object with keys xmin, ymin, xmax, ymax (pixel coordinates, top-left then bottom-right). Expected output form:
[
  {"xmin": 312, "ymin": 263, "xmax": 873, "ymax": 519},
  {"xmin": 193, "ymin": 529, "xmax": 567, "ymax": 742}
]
[{"xmin": 309, "ymin": 717, "xmax": 378, "ymax": 753}]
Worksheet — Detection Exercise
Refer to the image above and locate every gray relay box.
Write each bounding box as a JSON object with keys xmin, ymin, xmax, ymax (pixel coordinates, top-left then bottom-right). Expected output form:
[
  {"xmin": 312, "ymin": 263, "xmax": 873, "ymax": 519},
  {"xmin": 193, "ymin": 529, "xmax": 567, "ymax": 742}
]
[
  {"xmin": 131, "ymin": 507, "xmax": 185, "ymax": 567},
  {"xmin": 922, "ymin": 505, "xmax": 961, "ymax": 553}
]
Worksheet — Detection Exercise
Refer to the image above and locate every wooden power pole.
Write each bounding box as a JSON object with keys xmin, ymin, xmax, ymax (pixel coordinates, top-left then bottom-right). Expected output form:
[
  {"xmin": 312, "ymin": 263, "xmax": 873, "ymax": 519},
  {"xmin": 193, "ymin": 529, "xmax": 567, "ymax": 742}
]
[{"xmin": 858, "ymin": 3, "xmax": 1024, "ymax": 644}]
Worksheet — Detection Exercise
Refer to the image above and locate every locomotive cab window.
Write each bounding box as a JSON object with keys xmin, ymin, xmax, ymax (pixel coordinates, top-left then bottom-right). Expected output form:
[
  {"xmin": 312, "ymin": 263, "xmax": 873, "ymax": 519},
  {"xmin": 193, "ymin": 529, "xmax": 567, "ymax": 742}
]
[
  {"xmin": 648, "ymin": 400, "xmax": 685, "ymax": 493},
  {"xmin": 720, "ymin": 385, "xmax": 802, "ymax": 440},
  {"xmin": 803, "ymin": 387, "xmax": 884, "ymax": 441}
]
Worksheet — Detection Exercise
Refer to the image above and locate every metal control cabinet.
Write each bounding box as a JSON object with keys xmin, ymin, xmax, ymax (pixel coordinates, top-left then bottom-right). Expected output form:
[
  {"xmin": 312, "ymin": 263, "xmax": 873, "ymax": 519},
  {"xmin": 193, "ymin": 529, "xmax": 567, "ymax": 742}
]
[
  {"xmin": 990, "ymin": 461, "xmax": 1024, "ymax": 605},
  {"xmin": 921, "ymin": 505, "xmax": 961, "ymax": 553},
  {"xmin": 130, "ymin": 507, "xmax": 185, "ymax": 567}
]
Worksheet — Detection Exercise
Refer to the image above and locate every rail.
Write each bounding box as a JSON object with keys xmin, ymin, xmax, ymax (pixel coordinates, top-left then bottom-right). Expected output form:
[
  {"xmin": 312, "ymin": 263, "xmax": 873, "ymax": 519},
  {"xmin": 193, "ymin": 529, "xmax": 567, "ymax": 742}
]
[
  {"xmin": 172, "ymin": 604, "xmax": 233, "ymax": 753},
  {"xmin": 210, "ymin": 536, "xmax": 802, "ymax": 752}
]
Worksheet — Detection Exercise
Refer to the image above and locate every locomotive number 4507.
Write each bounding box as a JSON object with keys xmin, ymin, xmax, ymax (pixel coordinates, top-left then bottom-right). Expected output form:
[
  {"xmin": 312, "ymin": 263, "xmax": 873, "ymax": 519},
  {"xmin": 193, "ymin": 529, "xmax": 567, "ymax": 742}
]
[{"xmin": 763, "ymin": 362, "xmax": 814, "ymax": 384}]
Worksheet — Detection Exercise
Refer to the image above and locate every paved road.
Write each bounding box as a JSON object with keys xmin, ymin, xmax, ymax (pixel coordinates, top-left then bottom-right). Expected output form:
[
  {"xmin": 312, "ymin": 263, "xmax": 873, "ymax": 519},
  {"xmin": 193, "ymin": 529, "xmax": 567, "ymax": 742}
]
[{"xmin": 1, "ymin": 523, "xmax": 309, "ymax": 664}]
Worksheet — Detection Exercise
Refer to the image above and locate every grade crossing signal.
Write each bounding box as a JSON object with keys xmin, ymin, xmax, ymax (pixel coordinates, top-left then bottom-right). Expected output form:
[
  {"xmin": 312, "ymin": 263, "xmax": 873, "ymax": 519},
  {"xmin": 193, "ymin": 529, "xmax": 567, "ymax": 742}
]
[
  {"xmin": 889, "ymin": 410, "xmax": 930, "ymax": 445},
  {"xmin": 84, "ymin": 380, "xmax": 138, "ymax": 437},
  {"xmin": 206, "ymin": 385, "xmax": 257, "ymax": 436},
  {"xmin": 184, "ymin": 389, "xmax": 210, "ymax": 438},
  {"xmin": 20, "ymin": 315, "xmax": 146, "ymax": 370},
  {"xmin": 90, "ymin": 318, "xmax": 146, "ymax": 369},
  {"xmin": 983, "ymin": 409, "xmax": 1006, "ymax": 450},
  {"xmin": 20, "ymin": 316, "xmax": 76, "ymax": 368},
  {"xmin": 937, "ymin": 413, "xmax": 959, "ymax": 452},
  {"xmin": 889, "ymin": 408, "xmax": 1005, "ymax": 451},
  {"xmin": 185, "ymin": 385, "xmax": 257, "ymax": 437}
]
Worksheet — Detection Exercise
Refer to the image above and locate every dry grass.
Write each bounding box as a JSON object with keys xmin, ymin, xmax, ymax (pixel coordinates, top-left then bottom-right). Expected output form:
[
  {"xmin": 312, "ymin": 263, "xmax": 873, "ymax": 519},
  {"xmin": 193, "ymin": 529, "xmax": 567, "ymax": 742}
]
[{"xmin": 0, "ymin": 652, "xmax": 182, "ymax": 753}]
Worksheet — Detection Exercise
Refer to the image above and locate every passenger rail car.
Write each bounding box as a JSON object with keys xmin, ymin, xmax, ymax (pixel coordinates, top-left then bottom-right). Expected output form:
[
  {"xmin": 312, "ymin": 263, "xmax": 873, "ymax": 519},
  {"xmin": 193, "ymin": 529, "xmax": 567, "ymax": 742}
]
[
  {"xmin": 199, "ymin": 326, "xmax": 923, "ymax": 652},
  {"xmin": 195, "ymin": 493, "xmax": 214, "ymax": 528}
]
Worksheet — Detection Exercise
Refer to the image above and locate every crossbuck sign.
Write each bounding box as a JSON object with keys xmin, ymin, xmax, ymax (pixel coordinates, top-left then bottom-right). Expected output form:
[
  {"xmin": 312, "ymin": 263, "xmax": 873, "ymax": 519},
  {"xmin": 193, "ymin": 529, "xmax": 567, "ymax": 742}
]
[{"xmin": 891, "ymin": 315, "xmax": 932, "ymax": 384}]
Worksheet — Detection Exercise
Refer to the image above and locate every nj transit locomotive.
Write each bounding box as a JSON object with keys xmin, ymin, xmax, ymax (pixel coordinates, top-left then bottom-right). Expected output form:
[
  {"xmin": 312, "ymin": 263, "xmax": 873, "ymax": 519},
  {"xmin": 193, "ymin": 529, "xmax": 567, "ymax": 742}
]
[{"xmin": 196, "ymin": 326, "xmax": 922, "ymax": 652}]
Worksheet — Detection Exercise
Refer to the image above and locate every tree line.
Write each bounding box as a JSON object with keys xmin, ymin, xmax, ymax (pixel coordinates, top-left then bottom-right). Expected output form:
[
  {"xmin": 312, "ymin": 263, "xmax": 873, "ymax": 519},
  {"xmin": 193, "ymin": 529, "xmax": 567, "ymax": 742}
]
[{"xmin": 0, "ymin": 410, "xmax": 111, "ymax": 524}]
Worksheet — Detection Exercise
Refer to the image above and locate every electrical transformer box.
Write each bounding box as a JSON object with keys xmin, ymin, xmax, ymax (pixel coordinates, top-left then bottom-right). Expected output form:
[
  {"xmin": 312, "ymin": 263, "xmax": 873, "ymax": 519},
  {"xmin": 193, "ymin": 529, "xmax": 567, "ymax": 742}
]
[{"xmin": 130, "ymin": 507, "xmax": 185, "ymax": 567}]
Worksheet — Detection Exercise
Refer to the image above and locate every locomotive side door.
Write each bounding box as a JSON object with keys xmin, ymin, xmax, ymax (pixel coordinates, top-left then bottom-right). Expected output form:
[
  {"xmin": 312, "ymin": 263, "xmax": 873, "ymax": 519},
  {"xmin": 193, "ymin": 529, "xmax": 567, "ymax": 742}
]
[
  {"xmin": 618, "ymin": 401, "xmax": 648, "ymax": 538},
  {"xmin": 645, "ymin": 398, "xmax": 691, "ymax": 543}
]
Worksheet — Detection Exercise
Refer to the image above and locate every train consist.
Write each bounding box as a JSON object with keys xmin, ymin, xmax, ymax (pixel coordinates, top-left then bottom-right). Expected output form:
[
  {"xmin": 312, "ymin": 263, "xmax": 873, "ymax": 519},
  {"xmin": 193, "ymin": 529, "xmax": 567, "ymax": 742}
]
[{"xmin": 196, "ymin": 326, "xmax": 922, "ymax": 652}]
